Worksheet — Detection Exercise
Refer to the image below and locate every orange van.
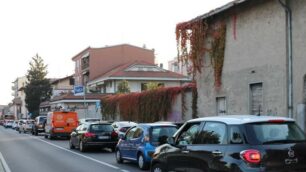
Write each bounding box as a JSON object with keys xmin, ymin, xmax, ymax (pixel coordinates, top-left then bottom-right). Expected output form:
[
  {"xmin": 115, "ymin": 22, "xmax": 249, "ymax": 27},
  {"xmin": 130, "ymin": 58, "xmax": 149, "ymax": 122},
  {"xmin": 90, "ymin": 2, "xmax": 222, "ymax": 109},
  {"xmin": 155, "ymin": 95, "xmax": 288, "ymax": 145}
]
[{"xmin": 44, "ymin": 111, "xmax": 79, "ymax": 139}]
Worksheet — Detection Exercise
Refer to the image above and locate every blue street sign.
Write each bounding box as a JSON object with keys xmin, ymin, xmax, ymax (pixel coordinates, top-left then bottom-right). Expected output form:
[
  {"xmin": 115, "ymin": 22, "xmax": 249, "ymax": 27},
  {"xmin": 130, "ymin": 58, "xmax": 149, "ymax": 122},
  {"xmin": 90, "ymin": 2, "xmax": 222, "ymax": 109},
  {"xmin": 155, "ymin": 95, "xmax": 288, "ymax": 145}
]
[{"xmin": 74, "ymin": 85, "xmax": 84, "ymax": 96}]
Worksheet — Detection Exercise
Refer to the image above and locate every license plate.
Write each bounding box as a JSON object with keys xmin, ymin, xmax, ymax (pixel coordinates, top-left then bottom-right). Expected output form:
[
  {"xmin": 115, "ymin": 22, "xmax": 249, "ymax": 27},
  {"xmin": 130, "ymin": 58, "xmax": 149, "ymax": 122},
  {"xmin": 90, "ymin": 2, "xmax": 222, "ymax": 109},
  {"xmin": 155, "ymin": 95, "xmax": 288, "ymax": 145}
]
[
  {"xmin": 98, "ymin": 136, "xmax": 109, "ymax": 139},
  {"xmin": 54, "ymin": 128, "xmax": 64, "ymax": 131}
]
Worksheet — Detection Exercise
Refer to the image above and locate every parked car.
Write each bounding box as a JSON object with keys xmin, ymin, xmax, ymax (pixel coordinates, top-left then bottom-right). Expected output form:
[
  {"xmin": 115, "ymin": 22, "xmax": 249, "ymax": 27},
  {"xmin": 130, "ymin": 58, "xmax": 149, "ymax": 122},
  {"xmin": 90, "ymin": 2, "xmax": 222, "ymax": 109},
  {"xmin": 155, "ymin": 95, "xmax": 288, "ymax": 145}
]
[
  {"xmin": 19, "ymin": 120, "xmax": 34, "ymax": 133},
  {"xmin": 44, "ymin": 111, "xmax": 79, "ymax": 139},
  {"xmin": 112, "ymin": 121, "xmax": 137, "ymax": 137},
  {"xmin": 12, "ymin": 120, "xmax": 19, "ymax": 129},
  {"xmin": 16, "ymin": 120, "xmax": 26, "ymax": 131},
  {"xmin": 154, "ymin": 121, "xmax": 184, "ymax": 129},
  {"xmin": 4, "ymin": 120, "xmax": 14, "ymax": 128},
  {"xmin": 69, "ymin": 121, "xmax": 118, "ymax": 152},
  {"xmin": 151, "ymin": 115, "xmax": 306, "ymax": 172},
  {"xmin": 32, "ymin": 116, "xmax": 47, "ymax": 135},
  {"xmin": 115, "ymin": 123, "xmax": 178, "ymax": 170},
  {"xmin": 79, "ymin": 118, "xmax": 101, "ymax": 125}
]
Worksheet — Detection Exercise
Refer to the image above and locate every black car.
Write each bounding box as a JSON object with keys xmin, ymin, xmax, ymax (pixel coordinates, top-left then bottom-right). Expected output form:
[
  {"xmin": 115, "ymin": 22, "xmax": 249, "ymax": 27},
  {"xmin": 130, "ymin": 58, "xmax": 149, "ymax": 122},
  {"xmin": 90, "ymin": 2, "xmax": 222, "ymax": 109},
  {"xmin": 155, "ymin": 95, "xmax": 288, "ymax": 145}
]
[
  {"xmin": 69, "ymin": 122, "xmax": 118, "ymax": 152},
  {"xmin": 32, "ymin": 116, "xmax": 47, "ymax": 135},
  {"xmin": 151, "ymin": 115, "xmax": 306, "ymax": 172}
]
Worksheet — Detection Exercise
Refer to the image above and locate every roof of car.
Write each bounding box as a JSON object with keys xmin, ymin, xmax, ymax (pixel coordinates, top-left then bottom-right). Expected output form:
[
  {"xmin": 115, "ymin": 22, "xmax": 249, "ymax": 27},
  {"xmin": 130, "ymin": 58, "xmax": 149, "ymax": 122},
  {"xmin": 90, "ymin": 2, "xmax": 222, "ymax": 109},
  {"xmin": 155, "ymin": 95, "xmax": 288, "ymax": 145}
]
[
  {"xmin": 86, "ymin": 121, "xmax": 111, "ymax": 125},
  {"xmin": 138, "ymin": 123, "xmax": 177, "ymax": 128},
  {"xmin": 188, "ymin": 115, "xmax": 295, "ymax": 125}
]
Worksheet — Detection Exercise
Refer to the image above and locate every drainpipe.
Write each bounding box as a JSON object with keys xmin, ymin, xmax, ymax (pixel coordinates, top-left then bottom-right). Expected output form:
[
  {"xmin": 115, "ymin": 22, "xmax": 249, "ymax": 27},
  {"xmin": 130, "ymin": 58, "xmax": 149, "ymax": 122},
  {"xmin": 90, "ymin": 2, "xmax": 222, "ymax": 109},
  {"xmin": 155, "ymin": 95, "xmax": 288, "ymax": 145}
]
[{"xmin": 279, "ymin": 0, "xmax": 293, "ymax": 118}]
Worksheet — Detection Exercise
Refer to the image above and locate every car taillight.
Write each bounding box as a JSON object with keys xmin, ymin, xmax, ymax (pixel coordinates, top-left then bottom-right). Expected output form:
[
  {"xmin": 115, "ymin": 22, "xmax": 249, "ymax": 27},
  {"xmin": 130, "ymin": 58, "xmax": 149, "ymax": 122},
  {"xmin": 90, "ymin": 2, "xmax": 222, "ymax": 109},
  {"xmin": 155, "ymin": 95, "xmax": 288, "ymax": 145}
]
[
  {"xmin": 240, "ymin": 149, "xmax": 261, "ymax": 164},
  {"xmin": 111, "ymin": 131, "xmax": 118, "ymax": 138},
  {"xmin": 84, "ymin": 132, "xmax": 95, "ymax": 138}
]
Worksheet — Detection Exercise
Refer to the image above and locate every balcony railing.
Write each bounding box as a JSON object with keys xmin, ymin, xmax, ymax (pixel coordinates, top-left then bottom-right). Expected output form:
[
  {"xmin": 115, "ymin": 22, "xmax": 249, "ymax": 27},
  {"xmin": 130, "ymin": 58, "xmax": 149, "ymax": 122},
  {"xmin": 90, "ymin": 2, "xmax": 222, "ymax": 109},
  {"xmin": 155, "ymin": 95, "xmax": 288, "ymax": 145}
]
[{"xmin": 81, "ymin": 57, "xmax": 89, "ymax": 70}]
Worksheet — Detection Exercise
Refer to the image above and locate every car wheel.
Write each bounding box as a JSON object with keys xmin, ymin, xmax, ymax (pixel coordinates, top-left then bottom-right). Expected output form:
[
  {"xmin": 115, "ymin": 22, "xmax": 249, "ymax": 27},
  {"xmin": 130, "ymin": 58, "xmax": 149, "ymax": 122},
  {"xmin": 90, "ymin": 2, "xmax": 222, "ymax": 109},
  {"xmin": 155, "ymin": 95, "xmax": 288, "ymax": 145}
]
[
  {"xmin": 69, "ymin": 139, "xmax": 75, "ymax": 149},
  {"xmin": 151, "ymin": 163, "xmax": 165, "ymax": 172},
  {"xmin": 115, "ymin": 149, "xmax": 123, "ymax": 163},
  {"xmin": 48, "ymin": 134, "xmax": 54, "ymax": 140},
  {"xmin": 110, "ymin": 146, "xmax": 116, "ymax": 152},
  {"xmin": 19, "ymin": 130, "xmax": 21, "ymax": 134},
  {"xmin": 44, "ymin": 134, "xmax": 48, "ymax": 138},
  {"xmin": 138, "ymin": 153, "xmax": 149, "ymax": 170},
  {"xmin": 79, "ymin": 140, "xmax": 86, "ymax": 152}
]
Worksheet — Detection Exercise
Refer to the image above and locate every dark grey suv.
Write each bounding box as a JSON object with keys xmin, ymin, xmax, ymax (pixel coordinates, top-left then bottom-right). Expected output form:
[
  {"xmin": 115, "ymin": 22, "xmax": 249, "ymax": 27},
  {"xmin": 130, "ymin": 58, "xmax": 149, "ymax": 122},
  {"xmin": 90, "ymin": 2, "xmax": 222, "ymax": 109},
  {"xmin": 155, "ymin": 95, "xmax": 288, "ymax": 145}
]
[{"xmin": 151, "ymin": 115, "xmax": 306, "ymax": 172}]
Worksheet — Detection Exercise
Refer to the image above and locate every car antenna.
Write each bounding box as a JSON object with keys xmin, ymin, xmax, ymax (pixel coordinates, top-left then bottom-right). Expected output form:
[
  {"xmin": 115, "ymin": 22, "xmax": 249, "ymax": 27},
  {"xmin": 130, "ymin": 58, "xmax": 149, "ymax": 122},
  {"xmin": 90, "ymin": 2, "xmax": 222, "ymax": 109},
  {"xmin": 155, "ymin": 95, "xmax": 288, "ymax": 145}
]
[{"xmin": 257, "ymin": 105, "xmax": 261, "ymax": 116}]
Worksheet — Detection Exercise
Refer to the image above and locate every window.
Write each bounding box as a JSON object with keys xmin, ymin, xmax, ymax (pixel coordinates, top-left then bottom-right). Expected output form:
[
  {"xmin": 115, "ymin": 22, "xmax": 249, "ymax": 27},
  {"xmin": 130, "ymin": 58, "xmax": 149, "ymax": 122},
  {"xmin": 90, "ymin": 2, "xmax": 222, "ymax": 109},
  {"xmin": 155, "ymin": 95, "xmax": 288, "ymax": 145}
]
[
  {"xmin": 216, "ymin": 97, "xmax": 227, "ymax": 116},
  {"xmin": 90, "ymin": 124, "xmax": 113, "ymax": 132},
  {"xmin": 250, "ymin": 83, "xmax": 263, "ymax": 115},
  {"xmin": 151, "ymin": 126, "xmax": 178, "ymax": 146},
  {"xmin": 177, "ymin": 123, "xmax": 201, "ymax": 145},
  {"xmin": 126, "ymin": 127, "xmax": 137, "ymax": 141},
  {"xmin": 229, "ymin": 126, "xmax": 243, "ymax": 144},
  {"xmin": 245, "ymin": 122, "xmax": 306, "ymax": 144},
  {"xmin": 197, "ymin": 122, "xmax": 227, "ymax": 144},
  {"xmin": 157, "ymin": 83, "xmax": 165, "ymax": 87},
  {"xmin": 141, "ymin": 83, "xmax": 147, "ymax": 91},
  {"xmin": 133, "ymin": 128, "xmax": 143, "ymax": 138}
]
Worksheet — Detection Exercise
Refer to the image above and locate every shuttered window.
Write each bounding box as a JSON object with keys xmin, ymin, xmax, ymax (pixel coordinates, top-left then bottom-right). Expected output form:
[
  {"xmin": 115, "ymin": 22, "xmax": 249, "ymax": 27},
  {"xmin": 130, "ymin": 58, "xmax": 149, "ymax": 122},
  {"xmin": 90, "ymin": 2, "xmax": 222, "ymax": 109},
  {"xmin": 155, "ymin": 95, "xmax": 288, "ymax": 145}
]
[
  {"xmin": 250, "ymin": 83, "xmax": 263, "ymax": 115},
  {"xmin": 216, "ymin": 97, "xmax": 227, "ymax": 116}
]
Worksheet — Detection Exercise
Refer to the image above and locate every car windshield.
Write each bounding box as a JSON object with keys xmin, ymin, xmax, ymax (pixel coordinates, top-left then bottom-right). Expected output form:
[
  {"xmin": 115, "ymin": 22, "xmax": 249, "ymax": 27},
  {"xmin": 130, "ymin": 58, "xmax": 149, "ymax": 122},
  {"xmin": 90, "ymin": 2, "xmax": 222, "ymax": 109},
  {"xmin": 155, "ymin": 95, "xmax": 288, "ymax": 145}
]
[
  {"xmin": 90, "ymin": 124, "xmax": 113, "ymax": 132},
  {"xmin": 150, "ymin": 126, "xmax": 178, "ymax": 146},
  {"xmin": 245, "ymin": 122, "xmax": 306, "ymax": 144}
]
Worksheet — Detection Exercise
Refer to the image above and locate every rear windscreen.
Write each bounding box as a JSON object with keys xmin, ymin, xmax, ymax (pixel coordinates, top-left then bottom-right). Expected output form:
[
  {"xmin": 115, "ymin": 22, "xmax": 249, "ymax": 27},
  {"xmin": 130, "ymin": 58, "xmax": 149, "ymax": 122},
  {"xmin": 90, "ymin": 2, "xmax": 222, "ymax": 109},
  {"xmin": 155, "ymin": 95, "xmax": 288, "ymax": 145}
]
[
  {"xmin": 151, "ymin": 126, "xmax": 178, "ymax": 146},
  {"xmin": 90, "ymin": 124, "xmax": 113, "ymax": 132},
  {"xmin": 245, "ymin": 122, "xmax": 306, "ymax": 144}
]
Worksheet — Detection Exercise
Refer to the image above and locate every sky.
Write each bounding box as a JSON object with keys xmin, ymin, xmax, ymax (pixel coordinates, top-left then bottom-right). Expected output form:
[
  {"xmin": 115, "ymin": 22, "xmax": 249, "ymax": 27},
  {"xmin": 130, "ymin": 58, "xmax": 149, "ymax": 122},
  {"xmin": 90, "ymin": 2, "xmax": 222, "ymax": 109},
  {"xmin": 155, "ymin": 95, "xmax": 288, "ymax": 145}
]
[{"xmin": 0, "ymin": 0, "xmax": 232, "ymax": 105}]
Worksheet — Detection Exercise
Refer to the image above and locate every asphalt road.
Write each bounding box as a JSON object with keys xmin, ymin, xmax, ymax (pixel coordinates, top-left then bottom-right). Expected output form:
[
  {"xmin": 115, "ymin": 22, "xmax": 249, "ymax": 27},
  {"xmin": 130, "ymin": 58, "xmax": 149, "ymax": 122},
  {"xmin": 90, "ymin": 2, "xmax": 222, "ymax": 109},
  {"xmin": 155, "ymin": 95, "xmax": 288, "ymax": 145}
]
[{"xmin": 0, "ymin": 127, "xmax": 147, "ymax": 172}]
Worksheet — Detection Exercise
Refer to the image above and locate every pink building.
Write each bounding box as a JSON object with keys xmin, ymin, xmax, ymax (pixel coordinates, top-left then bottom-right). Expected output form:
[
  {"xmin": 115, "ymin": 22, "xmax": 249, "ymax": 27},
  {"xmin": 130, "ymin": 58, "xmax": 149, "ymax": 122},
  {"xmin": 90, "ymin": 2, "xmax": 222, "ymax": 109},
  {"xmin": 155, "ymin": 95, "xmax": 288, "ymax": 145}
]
[{"xmin": 72, "ymin": 44, "xmax": 155, "ymax": 86}]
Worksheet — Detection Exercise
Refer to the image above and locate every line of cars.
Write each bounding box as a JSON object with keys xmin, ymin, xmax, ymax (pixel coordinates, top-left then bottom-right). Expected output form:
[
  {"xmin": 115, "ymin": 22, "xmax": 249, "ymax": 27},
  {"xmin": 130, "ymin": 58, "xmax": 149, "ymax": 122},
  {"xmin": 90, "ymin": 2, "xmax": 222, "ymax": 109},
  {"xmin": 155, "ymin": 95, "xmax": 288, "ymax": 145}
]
[{"xmin": 2, "ymin": 114, "xmax": 306, "ymax": 172}]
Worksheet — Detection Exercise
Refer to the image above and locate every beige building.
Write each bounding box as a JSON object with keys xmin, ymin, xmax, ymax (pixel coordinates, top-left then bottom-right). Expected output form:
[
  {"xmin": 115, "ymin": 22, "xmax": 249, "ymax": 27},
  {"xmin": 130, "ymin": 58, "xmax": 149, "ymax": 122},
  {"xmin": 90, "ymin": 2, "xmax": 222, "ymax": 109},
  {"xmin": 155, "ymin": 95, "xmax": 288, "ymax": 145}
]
[
  {"xmin": 180, "ymin": 0, "xmax": 306, "ymax": 130},
  {"xmin": 11, "ymin": 76, "xmax": 28, "ymax": 119}
]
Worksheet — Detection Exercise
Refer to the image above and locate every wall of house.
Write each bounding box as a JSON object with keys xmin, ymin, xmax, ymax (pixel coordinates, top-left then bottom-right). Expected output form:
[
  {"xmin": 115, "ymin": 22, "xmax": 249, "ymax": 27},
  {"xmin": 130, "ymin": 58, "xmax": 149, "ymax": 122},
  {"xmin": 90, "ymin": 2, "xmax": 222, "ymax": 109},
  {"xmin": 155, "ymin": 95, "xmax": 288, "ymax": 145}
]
[
  {"xmin": 52, "ymin": 78, "xmax": 73, "ymax": 97},
  {"xmin": 291, "ymin": 0, "xmax": 306, "ymax": 130},
  {"xmin": 111, "ymin": 80, "xmax": 184, "ymax": 93},
  {"xmin": 16, "ymin": 76, "xmax": 27, "ymax": 119},
  {"xmin": 50, "ymin": 101, "xmax": 102, "ymax": 120},
  {"xmin": 197, "ymin": 0, "xmax": 290, "ymax": 117},
  {"xmin": 90, "ymin": 45, "xmax": 155, "ymax": 81}
]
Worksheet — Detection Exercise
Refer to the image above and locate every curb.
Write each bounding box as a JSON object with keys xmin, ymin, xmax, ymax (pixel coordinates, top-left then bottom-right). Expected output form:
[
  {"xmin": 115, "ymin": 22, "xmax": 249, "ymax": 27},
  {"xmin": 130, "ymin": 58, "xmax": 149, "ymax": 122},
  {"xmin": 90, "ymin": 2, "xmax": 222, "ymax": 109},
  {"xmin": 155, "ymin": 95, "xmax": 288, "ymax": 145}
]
[{"xmin": 0, "ymin": 152, "xmax": 11, "ymax": 172}]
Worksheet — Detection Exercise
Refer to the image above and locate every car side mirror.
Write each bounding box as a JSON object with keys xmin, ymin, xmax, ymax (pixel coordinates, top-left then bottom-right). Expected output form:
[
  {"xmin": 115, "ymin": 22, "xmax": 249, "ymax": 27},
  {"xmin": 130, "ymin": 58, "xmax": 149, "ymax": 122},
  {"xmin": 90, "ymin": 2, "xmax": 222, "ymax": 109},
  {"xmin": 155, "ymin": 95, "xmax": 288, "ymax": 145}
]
[{"xmin": 167, "ymin": 137, "xmax": 175, "ymax": 145}]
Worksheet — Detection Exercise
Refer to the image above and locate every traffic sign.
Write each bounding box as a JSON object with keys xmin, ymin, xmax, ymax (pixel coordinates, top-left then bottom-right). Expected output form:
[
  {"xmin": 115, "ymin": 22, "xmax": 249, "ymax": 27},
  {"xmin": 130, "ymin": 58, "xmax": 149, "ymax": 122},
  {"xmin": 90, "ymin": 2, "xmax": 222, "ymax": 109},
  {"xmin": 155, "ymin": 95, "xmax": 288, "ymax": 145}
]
[{"xmin": 74, "ymin": 85, "xmax": 84, "ymax": 96}]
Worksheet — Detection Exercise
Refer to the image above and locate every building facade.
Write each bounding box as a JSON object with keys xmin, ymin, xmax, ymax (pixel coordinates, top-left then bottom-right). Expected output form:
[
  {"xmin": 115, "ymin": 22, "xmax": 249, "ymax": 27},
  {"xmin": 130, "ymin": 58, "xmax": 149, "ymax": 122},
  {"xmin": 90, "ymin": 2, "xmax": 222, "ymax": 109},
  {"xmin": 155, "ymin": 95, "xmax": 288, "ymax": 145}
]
[
  {"xmin": 168, "ymin": 57, "xmax": 190, "ymax": 77},
  {"xmin": 182, "ymin": 0, "xmax": 306, "ymax": 130},
  {"xmin": 11, "ymin": 76, "xmax": 28, "ymax": 119},
  {"xmin": 87, "ymin": 61, "xmax": 190, "ymax": 93},
  {"xmin": 72, "ymin": 44, "xmax": 155, "ymax": 87}
]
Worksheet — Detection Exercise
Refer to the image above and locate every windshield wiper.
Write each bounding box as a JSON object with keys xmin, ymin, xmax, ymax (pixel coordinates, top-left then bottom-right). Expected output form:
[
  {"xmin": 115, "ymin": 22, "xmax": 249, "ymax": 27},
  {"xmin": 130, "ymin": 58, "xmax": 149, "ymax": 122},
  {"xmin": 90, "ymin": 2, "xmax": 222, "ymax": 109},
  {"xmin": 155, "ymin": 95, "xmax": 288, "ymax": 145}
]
[{"xmin": 262, "ymin": 139, "xmax": 306, "ymax": 144}]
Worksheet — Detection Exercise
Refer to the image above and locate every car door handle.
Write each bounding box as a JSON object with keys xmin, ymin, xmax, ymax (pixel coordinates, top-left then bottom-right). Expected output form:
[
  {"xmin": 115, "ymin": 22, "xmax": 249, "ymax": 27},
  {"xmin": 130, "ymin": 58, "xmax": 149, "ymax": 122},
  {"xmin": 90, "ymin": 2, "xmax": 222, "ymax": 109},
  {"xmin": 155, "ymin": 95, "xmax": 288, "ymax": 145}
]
[
  {"xmin": 212, "ymin": 150, "xmax": 223, "ymax": 156},
  {"xmin": 182, "ymin": 150, "xmax": 189, "ymax": 154}
]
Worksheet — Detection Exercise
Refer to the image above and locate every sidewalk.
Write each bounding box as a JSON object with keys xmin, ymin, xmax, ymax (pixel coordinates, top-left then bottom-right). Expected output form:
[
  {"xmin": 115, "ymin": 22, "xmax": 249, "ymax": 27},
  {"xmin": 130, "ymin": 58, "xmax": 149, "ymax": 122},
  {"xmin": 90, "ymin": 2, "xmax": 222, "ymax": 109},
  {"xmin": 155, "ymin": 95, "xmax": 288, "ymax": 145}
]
[{"xmin": 0, "ymin": 152, "xmax": 11, "ymax": 172}]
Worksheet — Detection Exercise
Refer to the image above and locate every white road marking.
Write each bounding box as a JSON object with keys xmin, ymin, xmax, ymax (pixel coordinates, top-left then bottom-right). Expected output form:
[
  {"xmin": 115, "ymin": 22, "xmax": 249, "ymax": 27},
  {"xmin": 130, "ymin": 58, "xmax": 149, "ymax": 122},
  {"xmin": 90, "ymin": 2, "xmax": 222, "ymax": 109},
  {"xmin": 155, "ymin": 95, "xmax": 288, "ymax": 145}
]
[
  {"xmin": 30, "ymin": 136, "xmax": 131, "ymax": 172},
  {"xmin": 0, "ymin": 152, "xmax": 12, "ymax": 172}
]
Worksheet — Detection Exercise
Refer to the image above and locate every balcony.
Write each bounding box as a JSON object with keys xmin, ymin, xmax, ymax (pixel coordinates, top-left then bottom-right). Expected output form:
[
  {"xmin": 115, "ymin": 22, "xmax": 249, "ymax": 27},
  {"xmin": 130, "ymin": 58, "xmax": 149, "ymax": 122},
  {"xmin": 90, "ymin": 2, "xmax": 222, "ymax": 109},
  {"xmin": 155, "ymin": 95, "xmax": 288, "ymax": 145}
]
[{"xmin": 81, "ymin": 56, "xmax": 89, "ymax": 70}]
